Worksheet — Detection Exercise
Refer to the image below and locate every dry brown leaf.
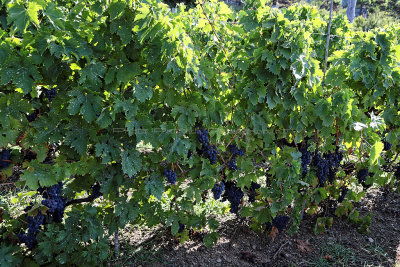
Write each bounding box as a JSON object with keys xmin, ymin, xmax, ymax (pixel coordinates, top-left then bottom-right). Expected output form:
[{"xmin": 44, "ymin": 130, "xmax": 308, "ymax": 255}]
[
  {"xmin": 296, "ymin": 239, "xmax": 313, "ymax": 253},
  {"xmin": 269, "ymin": 226, "xmax": 279, "ymax": 241}
]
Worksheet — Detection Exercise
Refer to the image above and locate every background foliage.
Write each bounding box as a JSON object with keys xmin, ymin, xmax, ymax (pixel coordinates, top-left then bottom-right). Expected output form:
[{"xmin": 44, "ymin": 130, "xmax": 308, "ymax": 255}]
[{"xmin": 0, "ymin": 0, "xmax": 399, "ymax": 265}]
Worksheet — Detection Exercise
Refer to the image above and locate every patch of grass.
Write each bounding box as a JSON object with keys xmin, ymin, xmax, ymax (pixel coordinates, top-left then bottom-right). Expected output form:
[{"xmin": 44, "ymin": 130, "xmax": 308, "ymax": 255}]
[{"xmin": 308, "ymin": 242, "xmax": 357, "ymax": 267}]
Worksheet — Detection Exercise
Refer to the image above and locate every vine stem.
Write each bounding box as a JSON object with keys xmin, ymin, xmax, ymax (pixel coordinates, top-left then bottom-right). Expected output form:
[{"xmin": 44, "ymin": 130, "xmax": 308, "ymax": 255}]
[
  {"xmin": 321, "ymin": 0, "xmax": 334, "ymax": 92},
  {"xmin": 114, "ymin": 229, "xmax": 120, "ymax": 259}
]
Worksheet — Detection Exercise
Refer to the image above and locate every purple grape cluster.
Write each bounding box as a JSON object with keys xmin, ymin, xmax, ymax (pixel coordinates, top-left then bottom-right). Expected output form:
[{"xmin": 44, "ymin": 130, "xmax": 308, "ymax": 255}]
[
  {"xmin": 196, "ymin": 127, "xmax": 218, "ymax": 165},
  {"xmin": 163, "ymin": 169, "xmax": 177, "ymax": 185},
  {"xmin": 265, "ymin": 215, "xmax": 290, "ymax": 233},
  {"xmin": 228, "ymin": 144, "xmax": 245, "ymax": 157},
  {"xmin": 0, "ymin": 149, "xmax": 12, "ymax": 170},
  {"xmin": 338, "ymin": 186, "xmax": 348, "ymax": 203},
  {"xmin": 44, "ymin": 88, "xmax": 57, "ymax": 102},
  {"xmin": 91, "ymin": 183, "xmax": 102, "ymax": 199},
  {"xmin": 300, "ymin": 146, "xmax": 311, "ymax": 177},
  {"xmin": 395, "ymin": 164, "xmax": 400, "ymax": 180},
  {"xmin": 40, "ymin": 182, "xmax": 66, "ymax": 223},
  {"xmin": 312, "ymin": 149, "xmax": 343, "ymax": 186},
  {"xmin": 248, "ymin": 182, "xmax": 261, "ymax": 203},
  {"xmin": 26, "ymin": 110, "xmax": 38, "ymax": 122},
  {"xmin": 18, "ymin": 212, "xmax": 45, "ymax": 249},
  {"xmin": 211, "ymin": 181, "xmax": 225, "ymax": 200},
  {"xmin": 383, "ymin": 140, "xmax": 392, "ymax": 151},
  {"xmin": 227, "ymin": 157, "xmax": 238, "ymax": 171},
  {"xmin": 313, "ymin": 152, "xmax": 329, "ymax": 186},
  {"xmin": 178, "ymin": 223, "xmax": 185, "ymax": 233},
  {"xmin": 227, "ymin": 144, "xmax": 245, "ymax": 171},
  {"xmin": 325, "ymin": 149, "xmax": 343, "ymax": 184},
  {"xmin": 356, "ymin": 168, "xmax": 371, "ymax": 188},
  {"xmin": 223, "ymin": 182, "xmax": 244, "ymax": 214}
]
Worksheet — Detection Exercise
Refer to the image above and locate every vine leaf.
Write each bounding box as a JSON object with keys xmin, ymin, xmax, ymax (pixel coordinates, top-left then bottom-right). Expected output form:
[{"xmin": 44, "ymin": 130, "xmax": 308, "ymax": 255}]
[
  {"xmin": 145, "ymin": 173, "xmax": 165, "ymax": 200},
  {"xmin": 121, "ymin": 149, "xmax": 142, "ymax": 177}
]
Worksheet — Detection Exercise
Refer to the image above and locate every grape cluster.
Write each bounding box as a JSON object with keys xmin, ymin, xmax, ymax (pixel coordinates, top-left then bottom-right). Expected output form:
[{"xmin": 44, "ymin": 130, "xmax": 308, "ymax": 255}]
[
  {"xmin": 0, "ymin": 149, "xmax": 12, "ymax": 170},
  {"xmin": 300, "ymin": 146, "xmax": 311, "ymax": 177},
  {"xmin": 223, "ymin": 182, "xmax": 244, "ymax": 214},
  {"xmin": 325, "ymin": 150, "xmax": 343, "ymax": 184},
  {"xmin": 91, "ymin": 183, "xmax": 103, "ymax": 199},
  {"xmin": 178, "ymin": 223, "xmax": 185, "ymax": 233},
  {"xmin": 228, "ymin": 144, "xmax": 245, "ymax": 157},
  {"xmin": 313, "ymin": 152, "xmax": 329, "ymax": 186},
  {"xmin": 338, "ymin": 186, "xmax": 349, "ymax": 203},
  {"xmin": 248, "ymin": 182, "xmax": 261, "ymax": 203},
  {"xmin": 211, "ymin": 181, "xmax": 225, "ymax": 200},
  {"xmin": 265, "ymin": 215, "xmax": 290, "ymax": 234},
  {"xmin": 312, "ymin": 149, "xmax": 343, "ymax": 186},
  {"xmin": 394, "ymin": 164, "xmax": 400, "ymax": 180},
  {"xmin": 227, "ymin": 157, "xmax": 238, "ymax": 171},
  {"xmin": 23, "ymin": 150, "xmax": 37, "ymax": 161},
  {"xmin": 204, "ymin": 145, "xmax": 218, "ymax": 165},
  {"xmin": 163, "ymin": 169, "xmax": 177, "ymax": 185},
  {"xmin": 40, "ymin": 182, "xmax": 66, "ymax": 223},
  {"xmin": 196, "ymin": 127, "xmax": 219, "ymax": 165},
  {"xmin": 44, "ymin": 88, "xmax": 57, "ymax": 102},
  {"xmin": 227, "ymin": 144, "xmax": 245, "ymax": 171},
  {"xmin": 26, "ymin": 110, "xmax": 38, "ymax": 122},
  {"xmin": 383, "ymin": 140, "xmax": 392, "ymax": 151},
  {"xmin": 196, "ymin": 127, "xmax": 209, "ymax": 145},
  {"xmin": 357, "ymin": 168, "xmax": 371, "ymax": 188},
  {"xmin": 18, "ymin": 212, "xmax": 45, "ymax": 249}
]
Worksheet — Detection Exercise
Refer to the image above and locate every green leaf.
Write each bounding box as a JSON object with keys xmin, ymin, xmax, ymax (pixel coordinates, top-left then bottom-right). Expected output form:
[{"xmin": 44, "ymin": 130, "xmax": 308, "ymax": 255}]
[
  {"xmin": 68, "ymin": 90, "xmax": 103, "ymax": 122},
  {"xmin": 145, "ymin": 173, "xmax": 165, "ymax": 200},
  {"xmin": 108, "ymin": 2, "xmax": 126, "ymax": 20},
  {"xmin": 369, "ymin": 141, "xmax": 384, "ymax": 165},
  {"xmin": 203, "ymin": 232, "xmax": 219, "ymax": 248},
  {"xmin": 135, "ymin": 76, "xmax": 153, "ymax": 102},
  {"xmin": 121, "ymin": 148, "xmax": 142, "ymax": 177},
  {"xmin": 7, "ymin": 4, "xmax": 30, "ymax": 32},
  {"xmin": 116, "ymin": 62, "xmax": 141, "ymax": 85},
  {"xmin": 79, "ymin": 62, "xmax": 106, "ymax": 89}
]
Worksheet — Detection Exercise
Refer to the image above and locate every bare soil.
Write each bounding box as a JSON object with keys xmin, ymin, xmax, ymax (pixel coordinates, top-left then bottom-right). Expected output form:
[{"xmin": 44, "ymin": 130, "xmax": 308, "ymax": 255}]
[{"xmin": 115, "ymin": 188, "xmax": 400, "ymax": 267}]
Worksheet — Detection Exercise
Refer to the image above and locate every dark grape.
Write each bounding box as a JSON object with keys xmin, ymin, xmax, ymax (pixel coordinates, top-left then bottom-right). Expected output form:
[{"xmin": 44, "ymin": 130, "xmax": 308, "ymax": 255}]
[
  {"xmin": 300, "ymin": 146, "xmax": 311, "ymax": 177},
  {"xmin": 313, "ymin": 152, "xmax": 329, "ymax": 186},
  {"xmin": 44, "ymin": 88, "xmax": 57, "ymax": 102},
  {"xmin": 40, "ymin": 182, "xmax": 66, "ymax": 223},
  {"xmin": 23, "ymin": 150, "xmax": 37, "ymax": 161},
  {"xmin": 91, "ymin": 183, "xmax": 102, "ymax": 199},
  {"xmin": 357, "ymin": 168, "xmax": 369, "ymax": 184},
  {"xmin": 383, "ymin": 140, "xmax": 392, "ymax": 151},
  {"xmin": 26, "ymin": 110, "xmax": 38, "ymax": 122},
  {"xmin": 228, "ymin": 144, "xmax": 245, "ymax": 157},
  {"xmin": 248, "ymin": 182, "xmax": 261, "ymax": 203},
  {"xmin": 204, "ymin": 144, "xmax": 218, "ymax": 165},
  {"xmin": 0, "ymin": 149, "xmax": 12, "ymax": 170},
  {"xmin": 273, "ymin": 215, "xmax": 290, "ymax": 233},
  {"xmin": 338, "ymin": 186, "xmax": 348, "ymax": 203},
  {"xmin": 196, "ymin": 127, "xmax": 209, "ymax": 146},
  {"xmin": 178, "ymin": 223, "xmax": 185, "ymax": 233},
  {"xmin": 223, "ymin": 182, "xmax": 244, "ymax": 214},
  {"xmin": 163, "ymin": 169, "xmax": 177, "ymax": 185},
  {"xmin": 227, "ymin": 157, "xmax": 238, "ymax": 171},
  {"xmin": 394, "ymin": 164, "xmax": 400, "ymax": 180},
  {"xmin": 211, "ymin": 181, "xmax": 225, "ymax": 200},
  {"xmin": 265, "ymin": 215, "xmax": 290, "ymax": 234},
  {"xmin": 18, "ymin": 212, "xmax": 45, "ymax": 249}
]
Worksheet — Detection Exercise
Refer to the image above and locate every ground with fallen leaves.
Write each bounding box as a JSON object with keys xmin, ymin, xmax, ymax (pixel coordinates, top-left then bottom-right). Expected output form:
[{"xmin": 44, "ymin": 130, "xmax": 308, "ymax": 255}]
[{"xmin": 113, "ymin": 188, "xmax": 400, "ymax": 267}]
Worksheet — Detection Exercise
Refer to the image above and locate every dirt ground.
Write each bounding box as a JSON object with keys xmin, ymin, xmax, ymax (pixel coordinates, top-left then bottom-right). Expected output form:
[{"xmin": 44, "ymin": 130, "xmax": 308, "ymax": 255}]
[{"xmin": 114, "ymin": 188, "xmax": 400, "ymax": 267}]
